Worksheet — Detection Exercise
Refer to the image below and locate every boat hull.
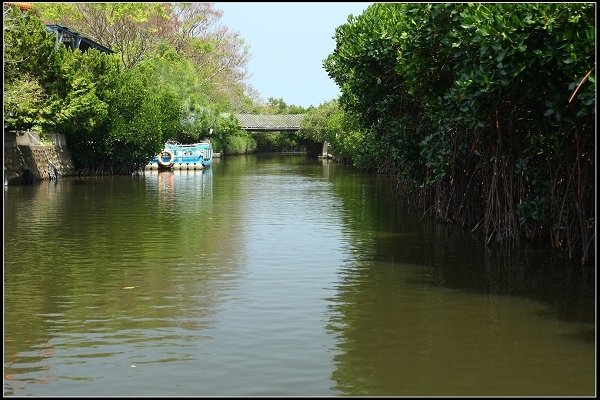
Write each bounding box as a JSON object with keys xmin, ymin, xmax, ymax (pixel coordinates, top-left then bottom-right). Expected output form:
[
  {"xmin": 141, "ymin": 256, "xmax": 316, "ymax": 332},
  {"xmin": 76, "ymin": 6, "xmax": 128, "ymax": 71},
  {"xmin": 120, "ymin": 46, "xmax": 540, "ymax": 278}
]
[
  {"xmin": 146, "ymin": 140, "xmax": 213, "ymax": 171},
  {"xmin": 145, "ymin": 161, "xmax": 209, "ymax": 171}
]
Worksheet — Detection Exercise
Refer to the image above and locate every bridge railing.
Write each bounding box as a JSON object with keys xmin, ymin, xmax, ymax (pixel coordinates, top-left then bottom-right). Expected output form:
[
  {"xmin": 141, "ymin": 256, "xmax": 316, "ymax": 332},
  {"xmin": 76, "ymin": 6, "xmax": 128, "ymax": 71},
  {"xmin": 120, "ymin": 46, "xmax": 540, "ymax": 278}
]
[{"xmin": 234, "ymin": 114, "xmax": 306, "ymax": 131}]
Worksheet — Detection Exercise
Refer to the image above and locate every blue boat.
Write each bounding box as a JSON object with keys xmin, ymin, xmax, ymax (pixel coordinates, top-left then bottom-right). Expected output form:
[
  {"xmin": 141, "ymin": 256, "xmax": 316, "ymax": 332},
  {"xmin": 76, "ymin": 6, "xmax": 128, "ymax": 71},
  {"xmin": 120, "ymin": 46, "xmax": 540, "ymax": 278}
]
[{"xmin": 146, "ymin": 140, "xmax": 213, "ymax": 171}]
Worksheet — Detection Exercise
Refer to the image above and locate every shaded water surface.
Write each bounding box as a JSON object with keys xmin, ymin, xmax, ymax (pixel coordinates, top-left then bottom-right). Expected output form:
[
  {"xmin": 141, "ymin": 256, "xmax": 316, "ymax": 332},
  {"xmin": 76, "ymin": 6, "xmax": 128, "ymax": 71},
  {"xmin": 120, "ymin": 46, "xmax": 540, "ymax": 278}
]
[{"xmin": 3, "ymin": 154, "xmax": 595, "ymax": 396}]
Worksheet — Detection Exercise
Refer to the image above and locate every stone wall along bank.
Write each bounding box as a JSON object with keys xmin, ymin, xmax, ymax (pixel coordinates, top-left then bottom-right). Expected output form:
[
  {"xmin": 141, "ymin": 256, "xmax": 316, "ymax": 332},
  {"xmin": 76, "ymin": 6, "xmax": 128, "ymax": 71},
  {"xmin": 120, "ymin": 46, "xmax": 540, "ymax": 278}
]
[{"xmin": 4, "ymin": 131, "xmax": 75, "ymax": 185}]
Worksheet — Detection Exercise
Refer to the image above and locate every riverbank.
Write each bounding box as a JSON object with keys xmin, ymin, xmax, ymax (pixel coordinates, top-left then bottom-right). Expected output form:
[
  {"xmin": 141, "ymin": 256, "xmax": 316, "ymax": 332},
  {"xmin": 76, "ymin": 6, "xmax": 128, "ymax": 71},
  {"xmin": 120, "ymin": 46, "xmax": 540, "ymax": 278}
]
[{"xmin": 4, "ymin": 130, "xmax": 75, "ymax": 185}]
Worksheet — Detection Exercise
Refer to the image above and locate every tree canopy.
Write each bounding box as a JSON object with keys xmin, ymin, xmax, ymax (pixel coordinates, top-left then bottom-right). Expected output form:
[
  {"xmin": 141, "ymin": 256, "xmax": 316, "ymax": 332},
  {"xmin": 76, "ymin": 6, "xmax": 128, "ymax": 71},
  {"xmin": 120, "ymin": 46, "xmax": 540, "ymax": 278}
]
[
  {"xmin": 322, "ymin": 3, "xmax": 595, "ymax": 265},
  {"xmin": 3, "ymin": 2, "xmax": 265, "ymax": 169}
]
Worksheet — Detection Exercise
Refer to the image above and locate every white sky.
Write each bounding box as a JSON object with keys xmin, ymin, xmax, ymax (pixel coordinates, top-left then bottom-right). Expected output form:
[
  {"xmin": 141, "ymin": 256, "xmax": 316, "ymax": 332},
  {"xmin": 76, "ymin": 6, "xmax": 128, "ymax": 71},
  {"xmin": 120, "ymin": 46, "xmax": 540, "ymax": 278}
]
[{"xmin": 213, "ymin": 2, "xmax": 373, "ymax": 108}]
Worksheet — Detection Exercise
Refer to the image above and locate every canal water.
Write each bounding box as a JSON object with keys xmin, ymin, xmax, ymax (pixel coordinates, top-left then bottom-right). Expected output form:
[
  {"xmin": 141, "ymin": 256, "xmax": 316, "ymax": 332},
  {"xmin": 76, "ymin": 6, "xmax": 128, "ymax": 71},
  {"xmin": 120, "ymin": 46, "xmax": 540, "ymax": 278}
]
[{"xmin": 3, "ymin": 154, "xmax": 595, "ymax": 396}]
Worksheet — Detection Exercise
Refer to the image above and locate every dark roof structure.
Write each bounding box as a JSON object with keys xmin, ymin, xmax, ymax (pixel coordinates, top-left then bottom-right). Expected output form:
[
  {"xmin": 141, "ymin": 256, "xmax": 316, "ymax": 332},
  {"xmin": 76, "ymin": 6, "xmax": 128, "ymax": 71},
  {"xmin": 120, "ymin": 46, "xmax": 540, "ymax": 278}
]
[{"xmin": 45, "ymin": 24, "xmax": 113, "ymax": 54}]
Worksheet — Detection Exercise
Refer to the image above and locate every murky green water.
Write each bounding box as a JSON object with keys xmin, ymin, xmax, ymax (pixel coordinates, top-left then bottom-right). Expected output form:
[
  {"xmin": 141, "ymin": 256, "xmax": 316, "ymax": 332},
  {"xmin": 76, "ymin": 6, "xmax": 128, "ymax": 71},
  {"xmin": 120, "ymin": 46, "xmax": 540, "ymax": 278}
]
[{"xmin": 3, "ymin": 154, "xmax": 595, "ymax": 396}]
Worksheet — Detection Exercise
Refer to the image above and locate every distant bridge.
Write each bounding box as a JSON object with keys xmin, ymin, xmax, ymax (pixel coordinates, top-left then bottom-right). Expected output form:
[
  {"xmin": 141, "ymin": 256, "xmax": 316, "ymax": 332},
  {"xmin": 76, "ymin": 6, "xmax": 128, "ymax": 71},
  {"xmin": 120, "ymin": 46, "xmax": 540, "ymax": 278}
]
[{"xmin": 235, "ymin": 114, "xmax": 306, "ymax": 131}]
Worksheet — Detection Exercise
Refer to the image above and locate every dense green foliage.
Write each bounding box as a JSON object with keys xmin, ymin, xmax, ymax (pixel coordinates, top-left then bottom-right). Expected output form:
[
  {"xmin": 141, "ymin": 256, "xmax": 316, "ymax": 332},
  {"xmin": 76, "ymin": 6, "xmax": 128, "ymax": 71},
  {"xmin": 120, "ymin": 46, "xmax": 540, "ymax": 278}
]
[
  {"xmin": 3, "ymin": 3, "xmax": 313, "ymax": 169},
  {"xmin": 323, "ymin": 3, "xmax": 595, "ymax": 265},
  {"xmin": 261, "ymin": 97, "xmax": 310, "ymax": 115},
  {"xmin": 3, "ymin": 4, "xmax": 261, "ymax": 172},
  {"xmin": 4, "ymin": 6, "xmax": 62, "ymax": 132},
  {"xmin": 299, "ymin": 100, "xmax": 375, "ymax": 165}
]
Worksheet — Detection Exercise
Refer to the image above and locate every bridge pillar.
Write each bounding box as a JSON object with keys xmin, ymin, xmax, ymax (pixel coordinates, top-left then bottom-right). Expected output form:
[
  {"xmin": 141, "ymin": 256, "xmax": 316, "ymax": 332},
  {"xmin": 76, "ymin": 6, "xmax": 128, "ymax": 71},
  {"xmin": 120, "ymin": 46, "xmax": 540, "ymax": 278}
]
[{"xmin": 319, "ymin": 141, "xmax": 333, "ymax": 159}]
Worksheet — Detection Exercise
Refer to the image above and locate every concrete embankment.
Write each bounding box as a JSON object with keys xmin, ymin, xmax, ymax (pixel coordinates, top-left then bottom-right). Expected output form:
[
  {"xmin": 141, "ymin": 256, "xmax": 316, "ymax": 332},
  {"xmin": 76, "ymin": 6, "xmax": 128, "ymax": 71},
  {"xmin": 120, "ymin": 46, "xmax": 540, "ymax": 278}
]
[{"xmin": 4, "ymin": 131, "xmax": 75, "ymax": 185}]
